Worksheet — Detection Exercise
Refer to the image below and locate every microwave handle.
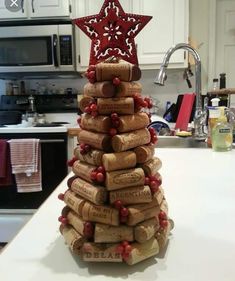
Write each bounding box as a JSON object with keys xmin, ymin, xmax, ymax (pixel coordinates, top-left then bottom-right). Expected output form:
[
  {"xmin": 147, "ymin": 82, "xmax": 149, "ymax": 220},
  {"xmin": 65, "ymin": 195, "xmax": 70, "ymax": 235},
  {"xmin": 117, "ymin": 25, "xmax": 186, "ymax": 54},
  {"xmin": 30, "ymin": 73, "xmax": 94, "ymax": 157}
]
[
  {"xmin": 53, "ymin": 34, "xmax": 59, "ymax": 68},
  {"xmin": 21, "ymin": 0, "xmax": 24, "ymax": 12},
  {"xmin": 31, "ymin": 0, "xmax": 35, "ymax": 13}
]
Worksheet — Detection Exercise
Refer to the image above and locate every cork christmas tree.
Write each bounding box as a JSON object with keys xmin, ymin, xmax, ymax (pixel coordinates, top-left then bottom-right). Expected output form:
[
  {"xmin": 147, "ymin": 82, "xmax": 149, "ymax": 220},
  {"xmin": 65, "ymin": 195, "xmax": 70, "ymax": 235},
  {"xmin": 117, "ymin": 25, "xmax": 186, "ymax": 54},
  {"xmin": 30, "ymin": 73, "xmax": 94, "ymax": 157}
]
[{"xmin": 58, "ymin": 0, "xmax": 173, "ymax": 265}]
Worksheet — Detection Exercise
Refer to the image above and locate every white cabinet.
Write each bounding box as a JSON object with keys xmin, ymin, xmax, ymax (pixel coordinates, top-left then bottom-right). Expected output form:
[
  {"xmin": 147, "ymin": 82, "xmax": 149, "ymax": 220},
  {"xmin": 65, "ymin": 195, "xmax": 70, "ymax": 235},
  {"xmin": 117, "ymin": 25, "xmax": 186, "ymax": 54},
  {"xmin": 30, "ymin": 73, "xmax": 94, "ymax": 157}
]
[
  {"xmin": 0, "ymin": 0, "xmax": 70, "ymax": 20},
  {"xmin": 74, "ymin": 0, "xmax": 188, "ymax": 70}
]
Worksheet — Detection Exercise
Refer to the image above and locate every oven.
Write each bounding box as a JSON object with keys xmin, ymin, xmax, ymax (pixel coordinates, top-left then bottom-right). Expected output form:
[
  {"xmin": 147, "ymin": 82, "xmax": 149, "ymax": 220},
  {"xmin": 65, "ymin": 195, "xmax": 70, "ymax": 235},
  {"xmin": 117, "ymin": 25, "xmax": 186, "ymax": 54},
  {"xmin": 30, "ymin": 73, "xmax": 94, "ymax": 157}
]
[{"xmin": 0, "ymin": 131, "xmax": 68, "ymax": 242}]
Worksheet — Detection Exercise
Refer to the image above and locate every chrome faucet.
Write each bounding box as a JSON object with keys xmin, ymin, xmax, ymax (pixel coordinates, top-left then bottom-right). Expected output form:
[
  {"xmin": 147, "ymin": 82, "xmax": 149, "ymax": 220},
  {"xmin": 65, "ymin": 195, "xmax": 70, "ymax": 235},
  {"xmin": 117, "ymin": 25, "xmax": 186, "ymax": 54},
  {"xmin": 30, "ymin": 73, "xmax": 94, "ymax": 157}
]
[
  {"xmin": 28, "ymin": 95, "xmax": 36, "ymax": 112},
  {"xmin": 154, "ymin": 43, "xmax": 207, "ymax": 140}
]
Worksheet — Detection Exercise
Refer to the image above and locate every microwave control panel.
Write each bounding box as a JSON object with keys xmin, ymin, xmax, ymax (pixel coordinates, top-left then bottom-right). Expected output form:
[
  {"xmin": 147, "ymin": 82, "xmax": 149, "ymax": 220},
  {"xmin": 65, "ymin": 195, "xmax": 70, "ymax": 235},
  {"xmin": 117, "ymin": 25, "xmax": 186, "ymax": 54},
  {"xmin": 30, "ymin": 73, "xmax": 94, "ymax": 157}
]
[{"xmin": 59, "ymin": 35, "xmax": 72, "ymax": 65}]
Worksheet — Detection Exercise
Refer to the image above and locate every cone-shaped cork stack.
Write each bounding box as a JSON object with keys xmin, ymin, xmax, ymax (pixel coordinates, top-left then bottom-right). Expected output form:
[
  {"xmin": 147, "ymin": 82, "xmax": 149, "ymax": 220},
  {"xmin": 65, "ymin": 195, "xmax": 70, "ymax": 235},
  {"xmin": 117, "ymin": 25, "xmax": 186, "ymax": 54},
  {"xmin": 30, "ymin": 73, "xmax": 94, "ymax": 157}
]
[
  {"xmin": 58, "ymin": 0, "xmax": 173, "ymax": 265},
  {"xmin": 58, "ymin": 59, "xmax": 174, "ymax": 265}
]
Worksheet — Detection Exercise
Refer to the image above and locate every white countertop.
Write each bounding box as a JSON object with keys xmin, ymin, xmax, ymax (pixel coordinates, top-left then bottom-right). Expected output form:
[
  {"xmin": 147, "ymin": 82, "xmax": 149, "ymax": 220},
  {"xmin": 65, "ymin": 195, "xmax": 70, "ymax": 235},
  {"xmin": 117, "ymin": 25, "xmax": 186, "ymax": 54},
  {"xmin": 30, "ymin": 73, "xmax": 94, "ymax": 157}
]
[
  {"xmin": 1, "ymin": 148, "xmax": 235, "ymax": 281},
  {"xmin": 0, "ymin": 126, "xmax": 68, "ymax": 133}
]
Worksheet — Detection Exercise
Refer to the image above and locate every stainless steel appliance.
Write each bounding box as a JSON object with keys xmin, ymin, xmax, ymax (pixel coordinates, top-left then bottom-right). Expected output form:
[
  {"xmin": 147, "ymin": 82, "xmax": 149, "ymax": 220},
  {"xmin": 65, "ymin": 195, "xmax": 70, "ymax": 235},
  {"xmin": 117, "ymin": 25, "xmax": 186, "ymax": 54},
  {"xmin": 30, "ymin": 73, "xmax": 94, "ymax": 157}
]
[{"xmin": 0, "ymin": 22, "xmax": 76, "ymax": 74}]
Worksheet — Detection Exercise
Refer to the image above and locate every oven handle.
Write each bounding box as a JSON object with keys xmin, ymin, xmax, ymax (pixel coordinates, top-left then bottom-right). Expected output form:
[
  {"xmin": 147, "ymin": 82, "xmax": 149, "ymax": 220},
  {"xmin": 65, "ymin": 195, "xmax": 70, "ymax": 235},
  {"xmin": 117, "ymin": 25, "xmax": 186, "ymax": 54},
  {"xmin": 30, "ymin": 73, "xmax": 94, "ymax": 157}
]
[
  {"xmin": 53, "ymin": 34, "xmax": 59, "ymax": 68},
  {"xmin": 40, "ymin": 139, "xmax": 65, "ymax": 143}
]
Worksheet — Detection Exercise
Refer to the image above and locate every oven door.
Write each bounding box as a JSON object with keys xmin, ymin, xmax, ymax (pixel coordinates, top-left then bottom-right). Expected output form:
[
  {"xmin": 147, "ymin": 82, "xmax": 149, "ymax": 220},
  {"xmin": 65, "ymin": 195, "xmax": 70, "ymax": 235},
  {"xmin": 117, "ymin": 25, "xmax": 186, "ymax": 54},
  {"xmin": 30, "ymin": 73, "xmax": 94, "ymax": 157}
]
[
  {"xmin": 0, "ymin": 24, "xmax": 74, "ymax": 72},
  {"xmin": 0, "ymin": 132, "xmax": 68, "ymax": 210}
]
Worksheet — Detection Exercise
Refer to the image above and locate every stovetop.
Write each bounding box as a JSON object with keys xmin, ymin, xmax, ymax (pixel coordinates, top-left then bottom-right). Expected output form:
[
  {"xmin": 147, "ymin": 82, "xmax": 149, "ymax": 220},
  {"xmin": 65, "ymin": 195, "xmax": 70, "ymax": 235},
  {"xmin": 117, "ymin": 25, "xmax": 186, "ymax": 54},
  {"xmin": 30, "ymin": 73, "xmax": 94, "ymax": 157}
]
[{"xmin": 0, "ymin": 94, "xmax": 79, "ymax": 113}]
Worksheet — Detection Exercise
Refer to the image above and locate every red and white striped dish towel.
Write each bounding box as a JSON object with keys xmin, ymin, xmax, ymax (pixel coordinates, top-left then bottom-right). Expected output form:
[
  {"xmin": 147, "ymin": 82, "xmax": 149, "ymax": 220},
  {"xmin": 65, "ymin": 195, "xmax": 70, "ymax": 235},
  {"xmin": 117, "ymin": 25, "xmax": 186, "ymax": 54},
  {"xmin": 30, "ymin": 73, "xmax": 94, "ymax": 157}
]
[{"xmin": 8, "ymin": 139, "xmax": 42, "ymax": 193}]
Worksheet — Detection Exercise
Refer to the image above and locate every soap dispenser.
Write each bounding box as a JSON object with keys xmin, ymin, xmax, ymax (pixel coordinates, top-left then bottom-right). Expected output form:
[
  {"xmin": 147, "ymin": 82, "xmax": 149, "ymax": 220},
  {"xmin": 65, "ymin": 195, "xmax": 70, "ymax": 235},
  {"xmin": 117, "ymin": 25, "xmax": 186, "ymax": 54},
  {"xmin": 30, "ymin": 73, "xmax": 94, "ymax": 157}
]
[
  {"xmin": 207, "ymin": 97, "xmax": 220, "ymax": 147},
  {"xmin": 211, "ymin": 108, "xmax": 233, "ymax": 152}
]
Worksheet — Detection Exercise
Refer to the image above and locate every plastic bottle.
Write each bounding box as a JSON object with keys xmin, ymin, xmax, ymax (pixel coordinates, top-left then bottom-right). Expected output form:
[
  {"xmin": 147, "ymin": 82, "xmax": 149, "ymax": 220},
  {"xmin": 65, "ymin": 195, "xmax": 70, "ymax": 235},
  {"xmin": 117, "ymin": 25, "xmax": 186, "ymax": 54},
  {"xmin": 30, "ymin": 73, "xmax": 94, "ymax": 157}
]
[
  {"xmin": 211, "ymin": 107, "xmax": 233, "ymax": 152},
  {"xmin": 207, "ymin": 97, "xmax": 220, "ymax": 147}
]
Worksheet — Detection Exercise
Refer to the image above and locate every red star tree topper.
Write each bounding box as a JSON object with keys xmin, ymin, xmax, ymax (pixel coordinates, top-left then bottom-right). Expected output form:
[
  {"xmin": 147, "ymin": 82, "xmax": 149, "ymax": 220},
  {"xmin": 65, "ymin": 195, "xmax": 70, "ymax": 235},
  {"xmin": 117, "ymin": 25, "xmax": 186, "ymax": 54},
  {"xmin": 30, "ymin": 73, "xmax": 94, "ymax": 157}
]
[{"xmin": 73, "ymin": 0, "xmax": 152, "ymax": 66}]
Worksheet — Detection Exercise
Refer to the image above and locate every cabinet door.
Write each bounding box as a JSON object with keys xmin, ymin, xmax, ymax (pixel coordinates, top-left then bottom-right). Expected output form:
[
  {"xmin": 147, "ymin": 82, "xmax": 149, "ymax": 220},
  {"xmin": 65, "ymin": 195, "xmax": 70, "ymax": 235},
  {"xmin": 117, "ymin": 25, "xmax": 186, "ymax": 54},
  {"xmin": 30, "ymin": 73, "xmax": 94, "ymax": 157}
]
[
  {"xmin": 133, "ymin": 0, "xmax": 188, "ymax": 68},
  {"xmin": 30, "ymin": 0, "xmax": 70, "ymax": 18},
  {"xmin": 0, "ymin": 0, "xmax": 27, "ymax": 19},
  {"xmin": 74, "ymin": 0, "xmax": 133, "ymax": 70}
]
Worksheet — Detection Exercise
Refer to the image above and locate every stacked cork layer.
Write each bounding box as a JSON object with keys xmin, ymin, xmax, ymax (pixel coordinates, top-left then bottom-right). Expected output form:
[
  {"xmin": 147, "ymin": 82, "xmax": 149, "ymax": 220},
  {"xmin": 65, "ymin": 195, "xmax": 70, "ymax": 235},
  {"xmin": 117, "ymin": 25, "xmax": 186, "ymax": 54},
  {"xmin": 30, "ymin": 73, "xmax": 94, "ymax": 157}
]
[{"xmin": 58, "ymin": 61, "xmax": 173, "ymax": 265}]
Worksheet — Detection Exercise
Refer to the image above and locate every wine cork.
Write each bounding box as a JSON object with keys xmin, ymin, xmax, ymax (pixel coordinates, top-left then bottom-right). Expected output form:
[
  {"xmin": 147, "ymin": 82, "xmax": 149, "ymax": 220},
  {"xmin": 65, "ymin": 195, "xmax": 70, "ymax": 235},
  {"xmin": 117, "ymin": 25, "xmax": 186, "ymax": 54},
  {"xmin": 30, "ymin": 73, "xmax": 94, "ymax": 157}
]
[
  {"xmin": 94, "ymin": 223, "xmax": 134, "ymax": 243},
  {"xmin": 134, "ymin": 145, "xmax": 155, "ymax": 164},
  {"xmin": 84, "ymin": 81, "xmax": 115, "ymax": 98},
  {"xmin": 70, "ymin": 177, "xmax": 107, "ymax": 206},
  {"xmin": 127, "ymin": 200, "xmax": 160, "ymax": 226},
  {"xmin": 134, "ymin": 217, "xmax": 160, "ymax": 244},
  {"xmin": 112, "ymin": 128, "xmax": 151, "ymax": 152},
  {"xmin": 152, "ymin": 186, "xmax": 164, "ymax": 206},
  {"xmin": 109, "ymin": 185, "xmax": 152, "ymax": 205},
  {"xmin": 139, "ymin": 157, "xmax": 162, "ymax": 176},
  {"xmin": 78, "ymin": 130, "xmax": 112, "ymax": 152},
  {"xmin": 72, "ymin": 160, "xmax": 95, "ymax": 183},
  {"xmin": 97, "ymin": 97, "xmax": 134, "ymax": 115},
  {"xmin": 82, "ymin": 243, "xmax": 122, "ymax": 262},
  {"xmin": 67, "ymin": 210, "xmax": 85, "ymax": 236},
  {"xmin": 95, "ymin": 62, "xmax": 141, "ymax": 82},
  {"xmin": 117, "ymin": 81, "xmax": 142, "ymax": 97},
  {"xmin": 105, "ymin": 168, "xmax": 145, "ymax": 191},
  {"xmin": 155, "ymin": 220, "xmax": 171, "ymax": 250},
  {"xmin": 60, "ymin": 224, "xmax": 85, "ymax": 255},
  {"xmin": 118, "ymin": 112, "xmax": 150, "ymax": 133},
  {"xmin": 125, "ymin": 238, "xmax": 159, "ymax": 265},
  {"xmin": 81, "ymin": 114, "xmax": 111, "ymax": 133},
  {"xmin": 102, "ymin": 151, "xmax": 136, "ymax": 172},
  {"xmin": 78, "ymin": 95, "xmax": 95, "ymax": 112},
  {"xmin": 64, "ymin": 190, "xmax": 85, "ymax": 216},
  {"xmin": 74, "ymin": 147, "xmax": 104, "ymax": 166},
  {"xmin": 82, "ymin": 201, "xmax": 119, "ymax": 226}
]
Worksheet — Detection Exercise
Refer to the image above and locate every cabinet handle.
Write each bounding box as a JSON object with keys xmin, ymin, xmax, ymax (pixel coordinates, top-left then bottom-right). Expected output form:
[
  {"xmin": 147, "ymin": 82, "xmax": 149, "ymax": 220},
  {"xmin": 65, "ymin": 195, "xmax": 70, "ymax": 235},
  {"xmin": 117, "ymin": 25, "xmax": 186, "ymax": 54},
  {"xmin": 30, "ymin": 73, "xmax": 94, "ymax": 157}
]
[
  {"xmin": 31, "ymin": 0, "xmax": 35, "ymax": 13},
  {"xmin": 21, "ymin": 0, "xmax": 24, "ymax": 13}
]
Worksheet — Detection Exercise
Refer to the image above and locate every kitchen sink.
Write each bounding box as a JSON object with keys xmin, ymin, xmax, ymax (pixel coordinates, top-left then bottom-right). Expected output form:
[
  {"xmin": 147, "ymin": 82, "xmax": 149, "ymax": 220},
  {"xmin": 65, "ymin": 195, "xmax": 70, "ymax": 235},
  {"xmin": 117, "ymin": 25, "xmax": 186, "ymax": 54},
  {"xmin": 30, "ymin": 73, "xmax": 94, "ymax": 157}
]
[{"xmin": 157, "ymin": 136, "xmax": 209, "ymax": 148}]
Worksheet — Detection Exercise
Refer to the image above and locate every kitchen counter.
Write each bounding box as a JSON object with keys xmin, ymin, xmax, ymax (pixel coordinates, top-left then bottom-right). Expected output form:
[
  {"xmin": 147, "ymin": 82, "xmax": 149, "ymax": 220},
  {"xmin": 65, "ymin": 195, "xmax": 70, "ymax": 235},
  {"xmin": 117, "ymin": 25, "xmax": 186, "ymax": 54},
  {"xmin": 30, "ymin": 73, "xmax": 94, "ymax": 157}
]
[
  {"xmin": 0, "ymin": 126, "xmax": 68, "ymax": 133},
  {"xmin": 1, "ymin": 148, "xmax": 235, "ymax": 281}
]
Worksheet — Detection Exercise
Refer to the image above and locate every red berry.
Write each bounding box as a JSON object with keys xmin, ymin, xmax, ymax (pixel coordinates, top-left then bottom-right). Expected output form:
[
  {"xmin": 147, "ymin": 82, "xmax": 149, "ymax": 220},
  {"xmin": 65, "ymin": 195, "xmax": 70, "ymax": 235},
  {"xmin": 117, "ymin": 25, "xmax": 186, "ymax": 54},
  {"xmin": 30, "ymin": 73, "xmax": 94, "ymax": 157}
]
[
  {"xmin": 88, "ymin": 65, "xmax": 96, "ymax": 72},
  {"xmin": 90, "ymin": 171, "xmax": 97, "ymax": 181},
  {"xmin": 111, "ymin": 113, "xmax": 119, "ymax": 121},
  {"xmin": 80, "ymin": 148, "xmax": 86, "ymax": 155},
  {"xmin": 158, "ymin": 211, "xmax": 167, "ymax": 220},
  {"xmin": 58, "ymin": 193, "xmax": 64, "ymax": 200},
  {"xmin": 148, "ymin": 127, "xmax": 155, "ymax": 136},
  {"xmin": 114, "ymin": 200, "xmax": 123, "ymax": 209},
  {"xmin": 124, "ymin": 244, "xmax": 132, "ymax": 253},
  {"xmin": 61, "ymin": 217, "xmax": 68, "ymax": 225},
  {"xmin": 89, "ymin": 78, "xmax": 96, "ymax": 84},
  {"xmin": 147, "ymin": 100, "xmax": 153, "ymax": 109},
  {"xmin": 151, "ymin": 186, "xmax": 159, "ymax": 193},
  {"xmin": 145, "ymin": 176, "xmax": 150, "ymax": 185},
  {"xmin": 88, "ymin": 70, "xmax": 95, "ymax": 80},
  {"xmin": 116, "ymin": 245, "xmax": 124, "ymax": 254},
  {"xmin": 80, "ymin": 143, "xmax": 86, "ymax": 150},
  {"xmin": 122, "ymin": 241, "xmax": 129, "ymax": 247},
  {"xmin": 97, "ymin": 166, "xmax": 105, "ymax": 173},
  {"xmin": 113, "ymin": 77, "xmax": 121, "ymax": 85},
  {"xmin": 77, "ymin": 117, "xmax": 82, "ymax": 124},
  {"xmin": 96, "ymin": 172, "xmax": 105, "ymax": 183},
  {"xmin": 109, "ymin": 128, "xmax": 117, "ymax": 136},
  {"xmin": 58, "ymin": 216, "xmax": 63, "ymax": 222},
  {"xmin": 151, "ymin": 135, "xmax": 158, "ymax": 144},
  {"xmin": 84, "ymin": 144, "xmax": 90, "ymax": 152},
  {"xmin": 84, "ymin": 106, "xmax": 91, "ymax": 114},
  {"xmin": 160, "ymin": 219, "xmax": 168, "ymax": 228},
  {"xmin": 90, "ymin": 103, "xmax": 97, "ymax": 112},
  {"xmin": 120, "ymin": 207, "xmax": 129, "ymax": 217},
  {"xmin": 142, "ymin": 100, "xmax": 148, "ymax": 108},
  {"xmin": 144, "ymin": 97, "xmax": 151, "ymax": 103},
  {"xmin": 122, "ymin": 252, "xmax": 130, "ymax": 261},
  {"xmin": 83, "ymin": 222, "xmax": 94, "ymax": 238},
  {"xmin": 149, "ymin": 175, "xmax": 157, "ymax": 181},
  {"xmin": 150, "ymin": 180, "xmax": 159, "ymax": 189}
]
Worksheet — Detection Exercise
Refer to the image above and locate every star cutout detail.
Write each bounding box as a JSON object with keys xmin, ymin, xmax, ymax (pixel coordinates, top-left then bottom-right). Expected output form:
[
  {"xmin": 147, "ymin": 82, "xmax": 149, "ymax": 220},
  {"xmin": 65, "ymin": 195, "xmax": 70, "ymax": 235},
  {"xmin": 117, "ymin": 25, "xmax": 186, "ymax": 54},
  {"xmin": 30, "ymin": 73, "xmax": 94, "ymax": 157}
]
[{"xmin": 73, "ymin": 0, "xmax": 152, "ymax": 65}]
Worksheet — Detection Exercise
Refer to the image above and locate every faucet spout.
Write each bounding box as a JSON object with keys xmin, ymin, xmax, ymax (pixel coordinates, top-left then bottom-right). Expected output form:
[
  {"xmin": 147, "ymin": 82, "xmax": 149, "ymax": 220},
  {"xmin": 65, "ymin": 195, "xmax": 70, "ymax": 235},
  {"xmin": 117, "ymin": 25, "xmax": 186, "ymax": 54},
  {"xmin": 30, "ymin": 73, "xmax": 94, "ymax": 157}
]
[{"xmin": 155, "ymin": 43, "xmax": 206, "ymax": 140}]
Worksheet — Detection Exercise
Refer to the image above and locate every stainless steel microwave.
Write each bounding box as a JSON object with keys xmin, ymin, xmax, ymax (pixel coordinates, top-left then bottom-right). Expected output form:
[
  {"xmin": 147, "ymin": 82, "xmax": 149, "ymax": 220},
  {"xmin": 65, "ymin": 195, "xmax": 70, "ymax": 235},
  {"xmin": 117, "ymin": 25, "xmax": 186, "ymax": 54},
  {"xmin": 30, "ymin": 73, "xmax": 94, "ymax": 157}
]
[{"xmin": 0, "ymin": 23, "xmax": 75, "ymax": 73}]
